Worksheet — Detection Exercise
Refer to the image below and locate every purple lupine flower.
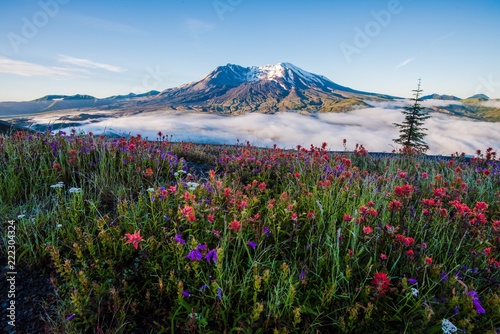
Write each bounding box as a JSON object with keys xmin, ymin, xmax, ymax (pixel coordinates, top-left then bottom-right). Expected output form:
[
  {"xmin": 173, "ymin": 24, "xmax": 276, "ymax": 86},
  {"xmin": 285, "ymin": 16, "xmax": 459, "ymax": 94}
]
[
  {"xmin": 299, "ymin": 269, "xmax": 306, "ymax": 281},
  {"xmin": 440, "ymin": 273, "xmax": 449, "ymax": 281},
  {"xmin": 248, "ymin": 241, "xmax": 257, "ymax": 249},
  {"xmin": 468, "ymin": 291, "xmax": 486, "ymax": 314},
  {"xmin": 204, "ymin": 184, "xmax": 214, "ymax": 193},
  {"xmin": 197, "ymin": 244, "xmax": 207, "ymax": 251},
  {"xmin": 453, "ymin": 306, "xmax": 459, "ymax": 315},
  {"xmin": 182, "ymin": 290, "xmax": 190, "ymax": 297},
  {"xmin": 205, "ymin": 249, "xmax": 218, "ymax": 263},
  {"xmin": 263, "ymin": 226, "xmax": 270, "ymax": 237},
  {"xmin": 66, "ymin": 313, "xmax": 75, "ymax": 321},
  {"xmin": 216, "ymin": 287, "xmax": 223, "ymax": 301},
  {"xmin": 174, "ymin": 234, "xmax": 185, "ymax": 244},
  {"xmin": 185, "ymin": 249, "xmax": 202, "ymax": 261},
  {"xmin": 408, "ymin": 278, "xmax": 418, "ymax": 285},
  {"xmin": 200, "ymin": 284, "xmax": 209, "ymax": 291}
]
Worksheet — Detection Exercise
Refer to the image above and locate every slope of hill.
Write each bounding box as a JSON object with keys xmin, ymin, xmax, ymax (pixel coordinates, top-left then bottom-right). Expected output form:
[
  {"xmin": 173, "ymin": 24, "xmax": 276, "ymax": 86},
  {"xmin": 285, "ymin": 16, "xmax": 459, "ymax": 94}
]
[{"xmin": 421, "ymin": 94, "xmax": 460, "ymax": 100}]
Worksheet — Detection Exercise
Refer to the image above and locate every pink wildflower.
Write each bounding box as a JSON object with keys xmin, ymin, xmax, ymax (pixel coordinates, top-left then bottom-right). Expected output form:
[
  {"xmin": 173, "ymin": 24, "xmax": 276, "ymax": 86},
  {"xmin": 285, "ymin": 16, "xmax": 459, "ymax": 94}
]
[{"xmin": 125, "ymin": 230, "xmax": 144, "ymax": 250}]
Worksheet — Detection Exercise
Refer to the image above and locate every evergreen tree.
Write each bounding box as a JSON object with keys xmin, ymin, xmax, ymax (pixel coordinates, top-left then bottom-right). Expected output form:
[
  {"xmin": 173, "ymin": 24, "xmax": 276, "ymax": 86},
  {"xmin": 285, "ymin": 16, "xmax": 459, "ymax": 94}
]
[{"xmin": 393, "ymin": 79, "xmax": 430, "ymax": 152}]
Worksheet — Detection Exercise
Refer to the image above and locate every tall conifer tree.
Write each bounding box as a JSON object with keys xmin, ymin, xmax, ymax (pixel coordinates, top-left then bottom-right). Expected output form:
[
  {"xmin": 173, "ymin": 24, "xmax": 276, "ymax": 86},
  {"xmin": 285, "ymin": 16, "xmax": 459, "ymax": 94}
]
[{"xmin": 393, "ymin": 79, "xmax": 430, "ymax": 152}]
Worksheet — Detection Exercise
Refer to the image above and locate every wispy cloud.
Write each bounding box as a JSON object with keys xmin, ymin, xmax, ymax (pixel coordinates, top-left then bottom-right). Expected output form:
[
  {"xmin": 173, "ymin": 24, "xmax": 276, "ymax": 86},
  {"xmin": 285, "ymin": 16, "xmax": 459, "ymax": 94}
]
[
  {"xmin": 0, "ymin": 56, "xmax": 89, "ymax": 78},
  {"xmin": 184, "ymin": 19, "xmax": 215, "ymax": 39},
  {"xmin": 58, "ymin": 55, "xmax": 126, "ymax": 73},
  {"xmin": 431, "ymin": 31, "xmax": 456, "ymax": 45},
  {"xmin": 395, "ymin": 57, "xmax": 415, "ymax": 70}
]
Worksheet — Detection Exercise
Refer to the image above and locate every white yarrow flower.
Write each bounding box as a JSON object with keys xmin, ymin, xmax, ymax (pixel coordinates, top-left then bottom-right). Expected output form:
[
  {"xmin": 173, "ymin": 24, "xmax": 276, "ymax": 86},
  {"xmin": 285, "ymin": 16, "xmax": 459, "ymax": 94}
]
[
  {"xmin": 147, "ymin": 188, "xmax": 155, "ymax": 193},
  {"xmin": 411, "ymin": 287, "xmax": 419, "ymax": 297},
  {"xmin": 50, "ymin": 181, "xmax": 65, "ymax": 188},
  {"xmin": 17, "ymin": 214, "xmax": 26, "ymax": 219},
  {"xmin": 186, "ymin": 182, "xmax": 199, "ymax": 191},
  {"xmin": 56, "ymin": 224, "xmax": 63, "ymax": 228},
  {"xmin": 441, "ymin": 318, "xmax": 458, "ymax": 334},
  {"xmin": 68, "ymin": 187, "xmax": 82, "ymax": 194},
  {"xmin": 174, "ymin": 170, "xmax": 186, "ymax": 178}
]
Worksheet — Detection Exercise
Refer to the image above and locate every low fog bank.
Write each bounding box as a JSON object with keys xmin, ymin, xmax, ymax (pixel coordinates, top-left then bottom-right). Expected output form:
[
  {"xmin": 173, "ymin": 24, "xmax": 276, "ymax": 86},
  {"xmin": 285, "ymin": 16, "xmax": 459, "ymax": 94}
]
[
  {"xmin": 480, "ymin": 100, "xmax": 500, "ymax": 108},
  {"xmin": 365, "ymin": 99, "xmax": 464, "ymax": 109},
  {"xmin": 59, "ymin": 109, "xmax": 499, "ymax": 156}
]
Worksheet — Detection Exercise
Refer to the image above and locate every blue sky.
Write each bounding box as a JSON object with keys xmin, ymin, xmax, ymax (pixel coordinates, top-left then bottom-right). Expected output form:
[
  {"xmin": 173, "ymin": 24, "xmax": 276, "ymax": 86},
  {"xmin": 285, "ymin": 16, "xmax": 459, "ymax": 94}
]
[{"xmin": 1, "ymin": 0, "xmax": 500, "ymax": 101}]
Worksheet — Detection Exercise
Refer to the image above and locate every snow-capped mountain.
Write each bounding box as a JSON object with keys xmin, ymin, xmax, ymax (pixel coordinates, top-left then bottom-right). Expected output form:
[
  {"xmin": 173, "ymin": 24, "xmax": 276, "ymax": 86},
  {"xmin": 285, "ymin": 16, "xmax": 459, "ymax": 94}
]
[
  {"xmin": 245, "ymin": 62, "xmax": 331, "ymax": 88},
  {"xmin": 152, "ymin": 62, "xmax": 395, "ymax": 113},
  {"xmin": 3, "ymin": 62, "xmax": 497, "ymax": 120},
  {"xmin": 184, "ymin": 62, "xmax": 336, "ymax": 89}
]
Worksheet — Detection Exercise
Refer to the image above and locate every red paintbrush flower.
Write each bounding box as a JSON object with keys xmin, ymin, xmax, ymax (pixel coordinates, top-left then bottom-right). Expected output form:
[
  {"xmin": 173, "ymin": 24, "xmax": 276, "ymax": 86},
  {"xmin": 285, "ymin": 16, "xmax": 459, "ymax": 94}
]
[
  {"xmin": 388, "ymin": 199, "xmax": 402, "ymax": 211},
  {"xmin": 125, "ymin": 230, "xmax": 144, "ymax": 250},
  {"xmin": 371, "ymin": 272, "xmax": 390, "ymax": 296},
  {"xmin": 229, "ymin": 220, "xmax": 241, "ymax": 232}
]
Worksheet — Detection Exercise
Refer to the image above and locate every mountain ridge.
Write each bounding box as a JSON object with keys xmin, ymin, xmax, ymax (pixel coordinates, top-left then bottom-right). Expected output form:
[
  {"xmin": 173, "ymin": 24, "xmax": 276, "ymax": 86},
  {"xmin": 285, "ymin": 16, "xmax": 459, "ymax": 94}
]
[{"xmin": 1, "ymin": 62, "xmax": 499, "ymax": 121}]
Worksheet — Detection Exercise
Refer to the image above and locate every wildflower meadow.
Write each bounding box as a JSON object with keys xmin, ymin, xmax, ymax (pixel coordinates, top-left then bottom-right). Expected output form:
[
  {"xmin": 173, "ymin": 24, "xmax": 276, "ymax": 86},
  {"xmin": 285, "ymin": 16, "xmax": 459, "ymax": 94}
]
[{"xmin": 0, "ymin": 130, "xmax": 499, "ymax": 333}]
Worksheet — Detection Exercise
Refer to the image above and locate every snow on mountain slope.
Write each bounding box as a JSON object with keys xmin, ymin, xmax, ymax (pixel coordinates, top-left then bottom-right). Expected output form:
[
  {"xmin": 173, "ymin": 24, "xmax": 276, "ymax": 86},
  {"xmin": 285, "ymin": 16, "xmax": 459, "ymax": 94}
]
[{"xmin": 239, "ymin": 62, "xmax": 330, "ymax": 88}]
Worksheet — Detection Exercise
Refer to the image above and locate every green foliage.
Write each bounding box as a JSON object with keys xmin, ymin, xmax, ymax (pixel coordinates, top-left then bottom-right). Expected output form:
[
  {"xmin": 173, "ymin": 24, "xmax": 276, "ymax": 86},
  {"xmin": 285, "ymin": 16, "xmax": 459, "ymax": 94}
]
[
  {"xmin": 0, "ymin": 131, "xmax": 499, "ymax": 333},
  {"xmin": 393, "ymin": 80, "xmax": 431, "ymax": 152}
]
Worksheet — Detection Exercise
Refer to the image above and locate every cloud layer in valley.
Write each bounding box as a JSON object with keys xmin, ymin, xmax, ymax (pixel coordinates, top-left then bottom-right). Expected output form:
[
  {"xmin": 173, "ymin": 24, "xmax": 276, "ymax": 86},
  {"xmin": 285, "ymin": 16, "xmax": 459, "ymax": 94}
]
[
  {"xmin": 45, "ymin": 108, "xmax": 500, "ymax": 156},
  {"xmin": 480, "ymin": 100, "xmax": 500, "ymax": 108}
]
